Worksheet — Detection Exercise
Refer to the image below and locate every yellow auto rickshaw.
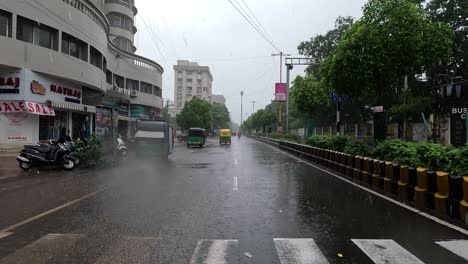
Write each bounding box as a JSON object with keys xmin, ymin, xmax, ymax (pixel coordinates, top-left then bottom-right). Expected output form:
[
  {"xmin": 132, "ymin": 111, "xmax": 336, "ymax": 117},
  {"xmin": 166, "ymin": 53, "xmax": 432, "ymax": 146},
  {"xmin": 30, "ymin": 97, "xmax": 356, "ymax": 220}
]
[{"xmin": 219, "ymin": 129, "xmax": 232, "ymax": 144}]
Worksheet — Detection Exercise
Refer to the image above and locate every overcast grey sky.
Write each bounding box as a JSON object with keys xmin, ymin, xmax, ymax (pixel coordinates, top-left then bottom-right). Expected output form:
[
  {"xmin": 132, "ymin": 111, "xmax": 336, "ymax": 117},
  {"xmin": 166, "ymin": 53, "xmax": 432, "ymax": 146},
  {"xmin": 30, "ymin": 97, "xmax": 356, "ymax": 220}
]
[{"xmin": 134, "ymin": 0, "xmax": 366, "ymax": 124}]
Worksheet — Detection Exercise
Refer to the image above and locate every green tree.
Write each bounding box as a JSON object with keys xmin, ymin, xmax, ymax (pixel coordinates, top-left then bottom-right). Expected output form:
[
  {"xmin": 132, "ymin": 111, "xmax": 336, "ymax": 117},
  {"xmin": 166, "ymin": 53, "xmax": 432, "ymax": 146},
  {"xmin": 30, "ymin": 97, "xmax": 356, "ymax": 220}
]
[
  {"xmin": 176, "ymin": 97, "xmax": 212, "ymax": 130},
  {"xmin": 290, "ymin": 75, "xmax": 329, "ymax": 114},
  {"xmin": 161, "ymin": 105, "xmax": 171, "ymax": 123},
  {"xmin": 211, "ymin": 102, "xmax": 230, "ymax": 129},
  {"xmin": 298, "ymin": 16, "xmax": 354, "ymax": 79},
  {"xmin": 324, "ymin": 0, "xmax": 453, "ymax": 106},
  {"xmin": 426, "ymin": 0, "xmax": 467, "ymax": 79}
]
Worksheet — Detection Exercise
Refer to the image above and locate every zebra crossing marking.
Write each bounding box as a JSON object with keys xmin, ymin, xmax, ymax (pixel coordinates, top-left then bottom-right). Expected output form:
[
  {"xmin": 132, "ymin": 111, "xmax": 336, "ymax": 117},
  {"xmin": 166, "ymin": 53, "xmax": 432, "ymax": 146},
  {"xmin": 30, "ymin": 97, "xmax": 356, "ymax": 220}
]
[
  {"xmin": 351, "ymin": 239, "xmax": 425, "ymax": 264},
  {"xmin": 0, "ymin": 233, "xmax": 85, "ymax": 264},
  {"xmin": 436, "ymin": 240, "xmax": 468, "ymax": 261},
  {"xmin": 94, "ymin": 236, "xmax": 161, "ymax": 264},
  {"xmin": 189, "ymin": 239, "xmax": 238, "ymax": 264},
  {"xmin": 274, "ymin": 238, "xmax": 329, "ymax": 264}
]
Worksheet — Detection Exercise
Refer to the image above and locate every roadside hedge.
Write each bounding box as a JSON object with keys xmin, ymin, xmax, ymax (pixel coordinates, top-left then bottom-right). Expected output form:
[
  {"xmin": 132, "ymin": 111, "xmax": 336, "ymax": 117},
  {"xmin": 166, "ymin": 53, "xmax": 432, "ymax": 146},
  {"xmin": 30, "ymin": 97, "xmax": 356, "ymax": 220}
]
[
  {"xmin": 257, "ymin": 133, "xmax": 468, "ymax": 175},
  {"xmin": 305, "ymin": 136, "xmax": 468, "ymax": 175},
  {"xmin": 306, "ymin": 135, "xmax": 370, "ymax": 156},
  {"xmin": 374, "ymin": 139, "xmax": 468, "ymax": 175}
]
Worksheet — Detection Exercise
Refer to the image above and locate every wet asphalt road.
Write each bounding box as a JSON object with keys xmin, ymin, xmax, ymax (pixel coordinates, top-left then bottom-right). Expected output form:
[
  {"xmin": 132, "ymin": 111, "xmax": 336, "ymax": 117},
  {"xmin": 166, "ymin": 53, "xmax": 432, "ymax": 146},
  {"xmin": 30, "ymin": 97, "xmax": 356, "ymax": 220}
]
[{"xmin": 0, "ymin": 137, "xmax": 467, "ymax": 263}]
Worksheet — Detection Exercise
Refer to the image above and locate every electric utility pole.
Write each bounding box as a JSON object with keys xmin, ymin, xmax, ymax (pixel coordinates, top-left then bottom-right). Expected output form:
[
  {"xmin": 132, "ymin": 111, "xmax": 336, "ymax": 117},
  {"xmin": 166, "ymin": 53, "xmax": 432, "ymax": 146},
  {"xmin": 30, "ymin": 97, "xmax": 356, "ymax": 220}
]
[
  {"xmin": 272, "ymin": 52, "xmax": 291, "ymax": 133},
  {"xmin": 250, "ymin": 100, "xmax": 256, "ymax": 113}
]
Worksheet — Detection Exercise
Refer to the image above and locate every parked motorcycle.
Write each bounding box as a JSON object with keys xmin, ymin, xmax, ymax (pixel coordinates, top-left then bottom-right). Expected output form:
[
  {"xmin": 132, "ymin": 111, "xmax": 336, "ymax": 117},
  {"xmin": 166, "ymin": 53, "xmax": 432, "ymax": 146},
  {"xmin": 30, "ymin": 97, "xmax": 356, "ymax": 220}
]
[{"xmin": 17, "ymin": 139, "xmax": 79, "ymax": 171}]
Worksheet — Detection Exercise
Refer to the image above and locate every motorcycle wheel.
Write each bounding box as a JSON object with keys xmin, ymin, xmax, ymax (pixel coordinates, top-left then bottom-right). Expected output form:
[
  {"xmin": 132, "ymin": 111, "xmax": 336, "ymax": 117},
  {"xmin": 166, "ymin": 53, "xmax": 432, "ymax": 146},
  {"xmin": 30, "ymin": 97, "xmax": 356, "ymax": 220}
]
[
  {"xmin": 19, "ymin": 161, "xmax": 32, "ymax": 171},
  {"xmin": 62, "ymin": 158, "xmax": 75, "ymax": 170}
]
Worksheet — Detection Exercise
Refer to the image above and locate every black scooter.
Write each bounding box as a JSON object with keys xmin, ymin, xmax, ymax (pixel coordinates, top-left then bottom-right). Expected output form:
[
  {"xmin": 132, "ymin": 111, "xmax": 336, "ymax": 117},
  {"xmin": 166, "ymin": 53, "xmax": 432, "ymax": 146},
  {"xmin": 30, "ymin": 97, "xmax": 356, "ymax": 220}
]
[{"xmin": 17, "ymin": 140, "xmax": 79, "ymax": 171}]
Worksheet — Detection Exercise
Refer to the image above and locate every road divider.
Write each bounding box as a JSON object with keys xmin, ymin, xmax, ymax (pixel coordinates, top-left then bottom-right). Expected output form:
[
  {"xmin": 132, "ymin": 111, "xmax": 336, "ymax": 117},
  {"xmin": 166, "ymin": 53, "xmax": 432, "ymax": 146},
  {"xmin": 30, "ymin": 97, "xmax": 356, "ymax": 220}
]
[{"xmin": 252, "ymin": 136, "xmax": 468, "ymax": 229}]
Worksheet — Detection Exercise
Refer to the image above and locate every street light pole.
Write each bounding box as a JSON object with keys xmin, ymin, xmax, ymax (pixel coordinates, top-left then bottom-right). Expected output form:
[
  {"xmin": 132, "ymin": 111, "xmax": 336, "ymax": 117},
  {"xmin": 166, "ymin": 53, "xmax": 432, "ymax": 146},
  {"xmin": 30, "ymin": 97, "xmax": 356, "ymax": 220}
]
[
  {"xmin": 272, "ymin": 52, "xmax": 291, "ymax": 133},
  {"xmin": 240, "ymin": 91, "xmax": 244, "ymax": 127},
  {"xmin": 251, "ymin": 100, "xmax": 256, "ymax": 113}
]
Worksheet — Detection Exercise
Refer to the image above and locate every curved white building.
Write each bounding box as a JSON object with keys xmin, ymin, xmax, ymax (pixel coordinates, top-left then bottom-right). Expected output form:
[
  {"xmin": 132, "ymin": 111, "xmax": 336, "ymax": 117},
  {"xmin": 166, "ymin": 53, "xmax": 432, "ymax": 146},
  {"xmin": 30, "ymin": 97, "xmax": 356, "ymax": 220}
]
[{"xmin": 0, "ymin": 0, "xmax": 164, "ymax": 152}]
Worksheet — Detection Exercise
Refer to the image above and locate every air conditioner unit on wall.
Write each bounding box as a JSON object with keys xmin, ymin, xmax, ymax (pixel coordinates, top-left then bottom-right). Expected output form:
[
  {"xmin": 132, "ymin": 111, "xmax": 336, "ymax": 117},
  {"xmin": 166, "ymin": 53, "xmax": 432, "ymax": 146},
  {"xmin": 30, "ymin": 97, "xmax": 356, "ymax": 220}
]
[{"xmin": 130, "ymin": 90, "xmax": 138, "ymax": 97}]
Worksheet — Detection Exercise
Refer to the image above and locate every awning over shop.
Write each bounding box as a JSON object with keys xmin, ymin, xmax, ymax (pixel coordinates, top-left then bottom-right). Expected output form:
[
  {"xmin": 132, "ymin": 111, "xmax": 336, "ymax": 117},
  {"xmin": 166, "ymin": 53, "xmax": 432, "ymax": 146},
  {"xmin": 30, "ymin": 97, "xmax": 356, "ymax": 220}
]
[
  {"xmin": 52, "ymin": 102, "xmax": 96, "ymax": 113},
  {"xmin": 118, "ymin": 115, "xmax": 136, "ymax": 121}
]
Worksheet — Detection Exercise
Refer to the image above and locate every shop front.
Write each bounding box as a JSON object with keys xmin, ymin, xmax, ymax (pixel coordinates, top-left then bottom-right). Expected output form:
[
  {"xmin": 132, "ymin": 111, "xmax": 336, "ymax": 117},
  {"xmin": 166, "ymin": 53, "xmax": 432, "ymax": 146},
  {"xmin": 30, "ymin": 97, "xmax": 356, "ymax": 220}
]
[{"xmin": 0, "ymin": 68, "xmax": 98, "ymax": 150}]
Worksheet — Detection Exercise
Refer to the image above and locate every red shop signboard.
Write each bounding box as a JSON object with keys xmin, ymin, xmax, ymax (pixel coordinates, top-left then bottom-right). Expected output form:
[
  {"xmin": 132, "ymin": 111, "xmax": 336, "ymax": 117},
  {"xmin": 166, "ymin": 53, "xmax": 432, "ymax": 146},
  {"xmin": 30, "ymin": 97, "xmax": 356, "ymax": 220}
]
[{"xmin": 0, "ymin": 101, "xmax": 55, "ymax": 116}]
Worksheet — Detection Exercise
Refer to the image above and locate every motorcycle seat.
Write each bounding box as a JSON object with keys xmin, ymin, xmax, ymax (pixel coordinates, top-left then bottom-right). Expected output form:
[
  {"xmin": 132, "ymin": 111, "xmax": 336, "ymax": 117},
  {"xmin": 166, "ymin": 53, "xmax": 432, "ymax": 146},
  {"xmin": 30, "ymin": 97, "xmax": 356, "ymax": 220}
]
[{"xmin": 29, "ymin": 146, "xmax": 52, "ymax": 153}]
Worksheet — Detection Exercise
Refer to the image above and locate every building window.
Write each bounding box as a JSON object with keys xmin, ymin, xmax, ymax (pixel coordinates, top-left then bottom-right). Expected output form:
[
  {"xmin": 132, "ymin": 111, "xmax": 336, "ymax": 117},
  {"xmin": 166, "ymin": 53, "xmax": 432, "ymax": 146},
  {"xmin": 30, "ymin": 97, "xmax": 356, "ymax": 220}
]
[
  {"xmin": 112, "ymin": 36, "xmax": 132, "ymax": 52},
  {"xmin": 106, "ymin": 70, "xmax": 113, "ymax": 84},
  {"xmin": 187, "ymin": 86, "xmax": 192, "ymax": 91},
  {"xmin": 197, "ymin": 73, "xmax": 202, "ymax": 80},
  {"xmin": 197, "ymin": 80, "xmax": 202, "ymax": 86},
  {"xmin": 153, "ymin": 86, "xmax": 161, "ymax": 96},
  {"xmin": 141, "ymin": 82, "xmax": 153, "ymax": 94},
  {"xmin": 203, "ymin": 87, "xmax": 206, "ymax": 91},
  {"xmin": 0, "ymin": 9, "xmax": 12, "ymax": 37},
  {"xmin": 126, "ymin": 78, "xmax": 139, "ymax": 91},
  {"xmin": 177, "ymin": 81, "xmax": 182, "ymax": 86},
  {"xmin": 17, "ymin": 16, "xmax": 58, "ymax": 50},
  {"xmin": 197, "ymin": 87, "xmax": 202, "ymax": 93},
  {"xmin": 62, "ymin": 32, "xmax": 88, "ymax": 61},
  {"xmin": 113, "ymin": 74, "xmax": 125, "ymax": 89},
  {"xmin": 187, "ymin": 78, "xmax": 192, "ymax": 83},
  {"xmin": 187, "ymin": 71, "xmax": 192, "ymax": 76},
  {"xmin": 107, "ymin": 12, "xmax": 133, "ymax": 31},
  {"xmin": 90, "ymin": 46, "xmax": 103, "ymax": 70}
]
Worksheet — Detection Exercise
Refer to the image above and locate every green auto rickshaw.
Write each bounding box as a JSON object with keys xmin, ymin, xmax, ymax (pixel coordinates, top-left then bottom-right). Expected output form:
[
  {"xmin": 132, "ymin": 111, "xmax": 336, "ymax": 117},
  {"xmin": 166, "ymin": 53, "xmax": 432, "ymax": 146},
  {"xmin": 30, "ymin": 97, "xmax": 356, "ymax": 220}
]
[
  {"xmin": 187, "ymin": 128, "xmax": 206, "ymax": 148},
  {"xmin": 219, "ymin": 129, "xmax": 232, "ymax": 144}
]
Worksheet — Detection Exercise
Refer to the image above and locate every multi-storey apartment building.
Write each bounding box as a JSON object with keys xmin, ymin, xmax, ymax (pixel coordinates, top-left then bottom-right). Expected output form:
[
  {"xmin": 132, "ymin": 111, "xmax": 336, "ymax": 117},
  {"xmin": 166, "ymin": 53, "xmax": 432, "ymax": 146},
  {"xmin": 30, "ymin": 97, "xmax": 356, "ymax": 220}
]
[
  {"xmin": 173, "ymin": 60, "xmax": 212, "ymax": 111},
  {"xmin": 0, "ymin": 0, "xmax": 164, "ymax": 153}
]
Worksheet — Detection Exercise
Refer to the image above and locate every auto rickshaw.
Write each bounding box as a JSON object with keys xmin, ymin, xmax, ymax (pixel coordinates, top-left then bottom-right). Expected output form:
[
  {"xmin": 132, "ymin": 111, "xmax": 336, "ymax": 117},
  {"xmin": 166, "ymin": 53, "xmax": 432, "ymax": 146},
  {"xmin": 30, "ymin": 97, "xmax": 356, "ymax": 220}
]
[
  {"xmin": 187, "ymin": 128, "xmax": 206, "ymax": 148},
  {"xmin": 219, "ymin": 129, "xmax": 232, "ymax": 144}
]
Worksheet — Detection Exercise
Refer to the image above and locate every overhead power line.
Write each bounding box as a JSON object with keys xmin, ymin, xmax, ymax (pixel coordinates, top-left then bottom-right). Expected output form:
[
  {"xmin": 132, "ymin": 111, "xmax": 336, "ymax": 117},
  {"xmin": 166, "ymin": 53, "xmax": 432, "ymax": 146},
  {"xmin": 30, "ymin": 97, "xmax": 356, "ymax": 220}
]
[
  {"xmin": 239, "ymin": 0, "xmax": 278, "ymax": 50},
  {"xmin": 227, "ymin": 0, "xmax": 280, "ymax": 52}
]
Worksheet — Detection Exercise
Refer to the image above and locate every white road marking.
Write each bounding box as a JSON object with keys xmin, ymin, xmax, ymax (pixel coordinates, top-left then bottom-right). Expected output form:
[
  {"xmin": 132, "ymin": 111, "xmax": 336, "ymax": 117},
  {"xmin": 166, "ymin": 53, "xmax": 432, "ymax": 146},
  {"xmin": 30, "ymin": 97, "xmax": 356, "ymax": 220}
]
[
  {"xmin": 0, "ymin": 187, "xmax": 107, "ymax": 234},
  {"xmin": 233, "ymin": 176, "xmax": 238, "ymax": 191},
  {"xmin": 0, "ymin": 232, "xmax": 12, "ymax": 240},
  {"xmin": 59, "ymin": 176, "xmax": 73, "ymax": 182},
  {"xmin": 436, "ymin": 240, "xmax": 468, "ymax": 261},
  {"xmin": 259, "ymin": 140, "xmax": 468, "ymax": 236},
  {"xmin": 274, "ymin": 238, "xmax": 329, "ymax": 264},
  {"xmin": 352, "ymin": 239, "xmax": 424, "ymax": 264},
  {"xmin": 234, "ymin": 159, "xmax": 238, "ymax": 165},
  {"xmin": 190, "ymin": 239, "xmax": 238, "ymax": 264},
  {"xmin": 95, "ymin": 236, "xmax": 162, "ymax": 264},
  {"xmin": 0, "ymin": 233, "xmax": 85, "ymax": 264}
]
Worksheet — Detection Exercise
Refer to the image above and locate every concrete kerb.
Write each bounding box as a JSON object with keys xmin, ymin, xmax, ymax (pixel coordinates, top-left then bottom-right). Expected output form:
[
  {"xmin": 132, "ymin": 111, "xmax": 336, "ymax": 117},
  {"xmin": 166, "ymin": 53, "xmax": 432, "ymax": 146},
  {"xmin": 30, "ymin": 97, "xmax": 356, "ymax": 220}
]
[{"xmin": 251, "ymin": 136, "xmax": 468, "ymax": 227}]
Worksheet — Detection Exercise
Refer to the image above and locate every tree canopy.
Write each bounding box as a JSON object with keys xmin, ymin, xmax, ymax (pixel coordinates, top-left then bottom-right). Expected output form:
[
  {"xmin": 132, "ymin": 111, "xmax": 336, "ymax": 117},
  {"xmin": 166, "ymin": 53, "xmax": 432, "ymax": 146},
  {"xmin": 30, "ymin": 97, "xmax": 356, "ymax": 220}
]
[
  {"xmin": 211, "ymin": 102, "xmax": 230, "ymax": 129},
  {"xmin": 176, "ymin": 97, "xmax": 212, "ymax": 130},
  {"xmin": 323, "ymin": 0, "xmax": 453, "ymax": 106}
]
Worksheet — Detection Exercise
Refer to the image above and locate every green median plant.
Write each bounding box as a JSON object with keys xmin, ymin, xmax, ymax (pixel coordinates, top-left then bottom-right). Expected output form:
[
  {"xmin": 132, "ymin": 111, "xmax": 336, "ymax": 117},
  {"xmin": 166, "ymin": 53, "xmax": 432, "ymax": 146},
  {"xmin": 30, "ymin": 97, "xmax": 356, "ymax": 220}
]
[
  {"xmin": 343, "ymin": 138, "xmax": 371, "ymax": 156},
  {"xmin": 75, "ymin": 134, "xmax": 110, "ymax": 168}
]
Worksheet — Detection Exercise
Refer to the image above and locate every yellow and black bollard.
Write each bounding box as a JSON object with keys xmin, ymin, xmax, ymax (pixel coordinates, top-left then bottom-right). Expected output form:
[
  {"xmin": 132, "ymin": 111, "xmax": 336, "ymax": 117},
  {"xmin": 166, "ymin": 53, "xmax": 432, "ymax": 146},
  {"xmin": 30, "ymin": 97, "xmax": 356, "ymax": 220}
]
[
  {"xmin": 367, "ymin": 158, "xmax": 374, "ymax": 185},
  {"xmin": 384, "ymin": 161, "xmax": 393, "ymax": 193},
  {"xmin": 362, "ymin": 157, "xmax": 369, "ymax": 183},
  {"xmin": 414, "ymin": 168, "xmax": 428, "ymax": 208},
  {"xmin": 398, "ymin": 166, "xmax": 409, "ymax": 201},
  {"xmin": 340, "ymin": 153, "xmax": 347, "ymax": 174},
  {"xmin": 372, "ymin": 160, "xmax": 380, "ymax": 187},
  {"xmin": 434, "ymin": 171, "xmax": 449, "ymax": 215},
  {"xmin": 460, "ymin": 177, "xmax": 468, "ymax": 225},
  {"xmin": 353, "ymin": 156, "xmax": 361, "ymax": 180}
]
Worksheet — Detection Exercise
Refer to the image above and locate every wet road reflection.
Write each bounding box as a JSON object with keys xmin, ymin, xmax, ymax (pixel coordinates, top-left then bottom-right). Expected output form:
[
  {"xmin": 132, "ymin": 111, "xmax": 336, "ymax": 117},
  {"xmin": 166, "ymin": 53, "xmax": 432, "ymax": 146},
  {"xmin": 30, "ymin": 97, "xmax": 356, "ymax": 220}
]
[{"xmin": 0, "ymin": 137, "xmax": 467, "ymax": 263}]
